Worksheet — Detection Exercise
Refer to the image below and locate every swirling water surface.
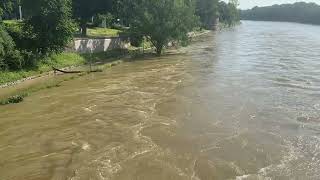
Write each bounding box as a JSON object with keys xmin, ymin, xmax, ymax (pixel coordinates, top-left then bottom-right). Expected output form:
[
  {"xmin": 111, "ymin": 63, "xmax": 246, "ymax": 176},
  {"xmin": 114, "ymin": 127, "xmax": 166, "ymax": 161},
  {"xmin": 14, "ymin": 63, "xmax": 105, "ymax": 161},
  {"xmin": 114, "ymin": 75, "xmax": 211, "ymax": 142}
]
[{"xmin": 1, "ymin": 21, "xmax": 320, "ymax": 180}]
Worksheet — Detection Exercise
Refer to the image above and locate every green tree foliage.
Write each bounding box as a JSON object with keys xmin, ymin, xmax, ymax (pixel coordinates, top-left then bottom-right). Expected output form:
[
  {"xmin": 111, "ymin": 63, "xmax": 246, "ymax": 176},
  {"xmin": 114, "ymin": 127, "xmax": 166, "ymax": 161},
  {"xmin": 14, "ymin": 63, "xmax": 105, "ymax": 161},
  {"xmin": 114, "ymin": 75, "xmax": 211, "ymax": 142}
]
[
  {"xmin": 0, "ymin": 24, "xmax": 23, "ymax": 70},
  {"xmin": 111, "ymin": 0, "xmax": 130, "ymax": 26},
  {"xmin": 0, "ymin": 0, "xmax": 243, "ymax": 71},
  {"xmin": 128, "ymin": 0, "xmax": 198, "ymax": 55},
  {"xmin": 196, "ymin": 0, "xmax": 219, "ymax": 29},
  {"xmin": 3, "ymin": 19, "xmax": 27, "ymax": 51},
  {"xmin": 22, "ymin": 0, "xmax": 75, "ymax": 55},
  {"xmin": 93, "ymin": 12, "xmax": 114, "ymax": 28},
  {"xmin": 195, "ymin": 0, "xmax": 240, "ymax": 28},
  {"xmin": 72, "ymin": 0, "xmax": 112, "ymax": 36},
  {"xmin": 241, "ymin": 2, "xmax": 320, "ymax": 25},
  {"xmin": 229, "ymin": 0, "xmax": 239, "ymax": 7},
  {"xmin": 0, "ymin": 0, "xmax": 19, "ymax": 19},
  {"xmin": 218, "ymin": 0, "xmax": 240, "ymax": 26}
]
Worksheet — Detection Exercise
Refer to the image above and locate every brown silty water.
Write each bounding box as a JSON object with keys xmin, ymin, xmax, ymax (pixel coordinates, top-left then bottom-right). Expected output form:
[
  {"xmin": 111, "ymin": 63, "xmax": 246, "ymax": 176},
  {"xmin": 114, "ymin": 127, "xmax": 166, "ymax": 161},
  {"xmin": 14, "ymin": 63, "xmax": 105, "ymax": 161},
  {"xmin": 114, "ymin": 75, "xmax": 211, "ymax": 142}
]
[{"xmin": 1, "ymin": 21, "xmax": 320, "ymax": 180}]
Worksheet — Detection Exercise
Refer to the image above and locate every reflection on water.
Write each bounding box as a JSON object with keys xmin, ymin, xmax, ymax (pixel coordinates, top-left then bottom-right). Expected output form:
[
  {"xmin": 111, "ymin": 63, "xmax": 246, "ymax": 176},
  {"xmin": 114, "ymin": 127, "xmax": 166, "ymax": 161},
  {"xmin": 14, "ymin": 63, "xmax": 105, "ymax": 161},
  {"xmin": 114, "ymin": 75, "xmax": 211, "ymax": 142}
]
[{"xmin": 1, "ymin": 21, "xmax": 320, "ymax": 180}]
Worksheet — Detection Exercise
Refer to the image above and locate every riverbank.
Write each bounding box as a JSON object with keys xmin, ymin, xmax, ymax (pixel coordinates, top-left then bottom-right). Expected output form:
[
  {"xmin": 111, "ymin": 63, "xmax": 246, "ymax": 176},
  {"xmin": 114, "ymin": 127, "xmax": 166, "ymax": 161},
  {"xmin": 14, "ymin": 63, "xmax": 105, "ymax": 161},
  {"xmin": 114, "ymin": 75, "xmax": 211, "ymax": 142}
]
[
  {"xmin": 0, "ymin": 30, "xmax": 211, "ymax": 105},
  {"xmin": 0, "ymin": 57, "xmax": 125, "ymax": 105},
  {"xmin": 0, "ymin": 49, "xmax": 129, "ymax": 87},
  {"xmin": 0, "ymin": 49, "xmax": 129, "ymax": 105},
  {"xmin": 1, "ymin": 29, "xmax": 210, "ymax": 87},
  {"xmin": 0, "ymin": 51, "xmax": 149, "ymax": 106}
]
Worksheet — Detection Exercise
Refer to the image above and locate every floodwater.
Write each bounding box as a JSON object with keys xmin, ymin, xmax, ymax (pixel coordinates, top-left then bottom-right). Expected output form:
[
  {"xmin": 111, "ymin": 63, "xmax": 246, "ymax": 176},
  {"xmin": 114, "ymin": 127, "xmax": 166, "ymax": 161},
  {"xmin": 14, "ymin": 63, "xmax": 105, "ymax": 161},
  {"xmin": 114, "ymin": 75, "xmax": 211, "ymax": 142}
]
[{"xmin": 1, "ymin": 21, "xmax": 320, "ymax": 180}]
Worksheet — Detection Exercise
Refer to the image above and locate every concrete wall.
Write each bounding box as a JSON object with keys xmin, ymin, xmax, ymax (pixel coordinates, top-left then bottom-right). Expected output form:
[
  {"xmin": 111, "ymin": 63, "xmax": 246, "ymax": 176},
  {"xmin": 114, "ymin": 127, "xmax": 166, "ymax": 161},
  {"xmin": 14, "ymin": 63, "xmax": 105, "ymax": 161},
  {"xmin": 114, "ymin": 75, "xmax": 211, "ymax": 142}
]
[{"xmin": 68, "ymin": 37, "xmax": 130, "ymax": 54}]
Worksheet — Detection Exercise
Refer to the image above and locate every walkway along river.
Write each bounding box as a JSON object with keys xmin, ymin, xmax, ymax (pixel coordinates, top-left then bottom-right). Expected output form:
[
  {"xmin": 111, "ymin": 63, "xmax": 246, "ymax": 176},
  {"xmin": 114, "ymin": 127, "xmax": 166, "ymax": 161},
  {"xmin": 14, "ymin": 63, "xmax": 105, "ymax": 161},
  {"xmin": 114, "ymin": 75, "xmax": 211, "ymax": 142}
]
[{"xmin": 1, "ymin": 21, "xmax": 320, "ymax": 179}]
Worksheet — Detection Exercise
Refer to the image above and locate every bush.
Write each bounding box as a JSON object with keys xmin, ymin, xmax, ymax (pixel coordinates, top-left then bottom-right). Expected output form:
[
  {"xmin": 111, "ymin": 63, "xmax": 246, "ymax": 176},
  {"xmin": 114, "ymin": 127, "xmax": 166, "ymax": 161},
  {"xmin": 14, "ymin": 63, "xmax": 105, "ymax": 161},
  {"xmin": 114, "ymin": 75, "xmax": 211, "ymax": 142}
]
[
  {"xmin": 0, "ymin": 25, "xmax": 23, "ymax": 70},
  {"xmin": 4, "ymin": 21, "xmax": 33, "ymax": 52},
  {"xmin": 4, "ymin": 22, "xmax": 40, "ymax": 68}
]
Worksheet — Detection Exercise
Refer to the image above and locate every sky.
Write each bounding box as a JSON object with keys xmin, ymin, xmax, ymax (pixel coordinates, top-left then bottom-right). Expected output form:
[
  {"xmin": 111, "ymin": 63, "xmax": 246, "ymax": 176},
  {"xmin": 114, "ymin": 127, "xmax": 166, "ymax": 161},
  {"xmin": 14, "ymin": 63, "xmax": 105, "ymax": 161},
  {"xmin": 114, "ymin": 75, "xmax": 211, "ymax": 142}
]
[{"xmin": 225, "ymin": 0, "xmax": 320, "ymax": 9}]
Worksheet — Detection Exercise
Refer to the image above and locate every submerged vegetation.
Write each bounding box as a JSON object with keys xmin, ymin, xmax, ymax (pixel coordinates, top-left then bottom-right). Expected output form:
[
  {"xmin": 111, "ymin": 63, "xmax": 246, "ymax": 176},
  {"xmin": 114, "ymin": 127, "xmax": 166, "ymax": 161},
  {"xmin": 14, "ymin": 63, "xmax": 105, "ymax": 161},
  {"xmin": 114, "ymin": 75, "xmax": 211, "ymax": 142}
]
[
  {"xmin": 0, "ymin": 74, "xmax": 76, "ymax": 105},
  {"xmin": 241, "ymin": 2, "xmax": 320, "ymax": 25},
  {"xmin": 0, "ymin": 94, "xmax": 26, "ymax": 105}
]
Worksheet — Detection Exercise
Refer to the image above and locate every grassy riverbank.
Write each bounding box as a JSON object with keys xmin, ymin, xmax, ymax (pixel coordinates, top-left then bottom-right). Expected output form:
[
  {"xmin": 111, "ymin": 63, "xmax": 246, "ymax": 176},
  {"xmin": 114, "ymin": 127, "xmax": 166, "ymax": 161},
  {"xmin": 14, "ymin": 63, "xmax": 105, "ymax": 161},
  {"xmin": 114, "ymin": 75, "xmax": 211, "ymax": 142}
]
[
  {"xmin": 0, "ymin": 50, "xmax": 128, "ymax": 86},
  {"xmin": 0, "ymin": 53, "xmax": 82, "ymax": 85},
  {"xmin": 0, "ymin": 29, "xmax": 209, "ymax": 86},
  {"xmin": 0, "ymin": 29, "xmax": 211, "ymax": 105},
  {"xmin": 0, "ymin": 51, "xmax": 127, "ymax": 105}
]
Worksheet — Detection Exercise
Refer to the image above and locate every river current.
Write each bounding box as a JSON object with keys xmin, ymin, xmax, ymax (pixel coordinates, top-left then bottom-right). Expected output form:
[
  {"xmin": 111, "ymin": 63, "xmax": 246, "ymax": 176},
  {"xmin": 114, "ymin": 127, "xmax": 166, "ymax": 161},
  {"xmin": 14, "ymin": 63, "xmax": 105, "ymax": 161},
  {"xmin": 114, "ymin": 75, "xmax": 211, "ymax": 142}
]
[{"xmin": 1, "ymin": 21, "xmax": 320, "ymax": 180}]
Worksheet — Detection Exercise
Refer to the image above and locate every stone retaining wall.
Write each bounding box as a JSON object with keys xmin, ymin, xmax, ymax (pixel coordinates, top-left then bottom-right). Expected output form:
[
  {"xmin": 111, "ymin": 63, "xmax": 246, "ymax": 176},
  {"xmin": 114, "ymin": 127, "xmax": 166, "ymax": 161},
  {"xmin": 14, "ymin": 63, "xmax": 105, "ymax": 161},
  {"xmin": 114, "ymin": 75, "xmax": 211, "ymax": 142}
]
[{"xmin": 68, "ymin": 37, "xmax": 130, "ymax": 53}]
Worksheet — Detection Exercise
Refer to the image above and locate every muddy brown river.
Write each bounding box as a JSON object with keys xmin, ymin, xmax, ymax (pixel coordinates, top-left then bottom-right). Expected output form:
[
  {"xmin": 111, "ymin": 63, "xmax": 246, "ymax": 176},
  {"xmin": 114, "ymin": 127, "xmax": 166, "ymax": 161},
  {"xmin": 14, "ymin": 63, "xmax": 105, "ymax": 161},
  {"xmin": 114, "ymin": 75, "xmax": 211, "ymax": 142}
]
[{"xmin": 1, "ymin": 21, "xmax": 320, "ymax": 180}]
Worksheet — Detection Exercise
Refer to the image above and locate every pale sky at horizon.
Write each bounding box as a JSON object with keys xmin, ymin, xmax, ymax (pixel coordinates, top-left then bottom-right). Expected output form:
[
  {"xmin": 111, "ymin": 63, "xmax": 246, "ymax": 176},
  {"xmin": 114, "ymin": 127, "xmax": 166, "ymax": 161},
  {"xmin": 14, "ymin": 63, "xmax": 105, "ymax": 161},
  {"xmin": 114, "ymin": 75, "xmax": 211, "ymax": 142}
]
[{"xmin": 223, "ymin": 0, "xmax": 320, "ymax": 10}]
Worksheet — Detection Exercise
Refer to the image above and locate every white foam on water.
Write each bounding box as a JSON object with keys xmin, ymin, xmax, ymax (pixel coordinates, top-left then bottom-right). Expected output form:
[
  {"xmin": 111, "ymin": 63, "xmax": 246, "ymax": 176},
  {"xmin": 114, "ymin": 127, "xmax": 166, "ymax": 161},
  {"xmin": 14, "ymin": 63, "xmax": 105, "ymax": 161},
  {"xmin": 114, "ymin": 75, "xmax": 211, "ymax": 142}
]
[
  {"xmin": 235, "ymin": 174, "xmax": 250, "ymax": 180},
  {"xmin": 81, "ymin": 142, "xmax": 91, "ymax": 151},
  {"xmin": 235, "ymin": 174, "xmax": 272, "ymax": 180},
  {"xmin": 95, "ymin": 119, "xmax": 107, "ymax": 125},
  {"xmin": 191, "ymin": 159, "xmax": 201, "ymax": 180},
  {"xmin": 82, "ymin": 105, "xmax": 97, "ymax": 112},
  {"xmin": 41, "ymin": 152, "xmax": 58, "ymax": 158},
  {"xmin": 83, "ymin": 107, "xmax": 92, "ymax": 112},
  {"xmin": 313, "ymin": 104, "xmax": 320, "ymax": 110},
  {"xmin": 257, "ymin": 139, "xmax": 297, "ymax": 177},
  {"xmin": 253, "ymin": 135, "xmax": 320, "ymax": 179}
]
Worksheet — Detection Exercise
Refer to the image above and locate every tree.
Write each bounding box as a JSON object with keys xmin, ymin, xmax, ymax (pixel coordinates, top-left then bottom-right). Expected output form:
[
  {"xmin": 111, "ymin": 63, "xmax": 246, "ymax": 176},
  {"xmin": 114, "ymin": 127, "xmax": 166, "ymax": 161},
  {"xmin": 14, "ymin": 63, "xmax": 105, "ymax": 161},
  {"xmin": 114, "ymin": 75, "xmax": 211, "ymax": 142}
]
[
  {"xmin": 229, "ymin": 0, "xmax": 239, "ymax": 7},
  {"xmin": 0, "ymin": 0, "xmax": 19, "ymax": 19},
  {"xmin": 218, "ymin": 1, "xmax": 240, "ymax": 26},
  {"xmin": 129, "ymin": 0, "xmax": 198, "ymax": 55},
  {"xmin": 0, "ymin": 24, "xmax": 23, "ymax": 70},
  {"xmin": 22, "ymin": 0, "xmax": 75, "ymax": 55},
  {"xmin": 196, "ymin": 0, "xmax": 219, "ymax": 29},
  {"xmin": 240, "ymin": 2, "xmax": 320, "ymax": 25},
  {"xmin": 72, "ymin": 0, "xmax": 112, "ymax": 36}
]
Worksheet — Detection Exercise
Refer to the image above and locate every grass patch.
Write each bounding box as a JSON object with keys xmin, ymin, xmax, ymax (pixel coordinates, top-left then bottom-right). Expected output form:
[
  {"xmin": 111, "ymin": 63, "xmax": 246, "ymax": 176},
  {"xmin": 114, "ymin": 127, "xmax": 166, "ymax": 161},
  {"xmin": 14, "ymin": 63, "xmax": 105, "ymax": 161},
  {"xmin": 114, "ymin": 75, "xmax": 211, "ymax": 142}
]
[
  {"xmin": 87, "ymin": 27, "xmax": 123, "ymax": 37},
  {"xmin": 0, "ymin": 71, "xmax": 34, "ymax": 85},
  {"xmin": 3, "ymin": 20, "xmax": 20, "ymax": 25},
  {"xmin": 0, "ymin": 49, "xmax": 128, "ymax": 86},
  {"xmin": 0, "ymin": 53, "xmax": 85, "ymax": 85},
  {"xmin": 40, "ymin": 52, "xmax": 86, "ymax": 70},
  {"xmin": 3, "ymin": 20, "xmax": 22, "ymax": 31}
]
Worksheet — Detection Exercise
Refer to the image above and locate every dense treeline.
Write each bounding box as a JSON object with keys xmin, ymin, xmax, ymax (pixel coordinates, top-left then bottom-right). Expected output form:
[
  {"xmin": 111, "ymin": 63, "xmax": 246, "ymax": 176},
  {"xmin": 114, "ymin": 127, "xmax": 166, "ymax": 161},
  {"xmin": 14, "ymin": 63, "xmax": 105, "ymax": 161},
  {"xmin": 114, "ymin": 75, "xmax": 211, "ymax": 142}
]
[
  {"xmin": 0, "ymin": 0, "xmax": 239, "ymax": 71},
  {"xmin": 241, "ymin": 2, "xmax": 320, "ymax": 25},
  {"xmin": 0, "ymin": 0, "xmax": 19, "ymax": 19}
]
